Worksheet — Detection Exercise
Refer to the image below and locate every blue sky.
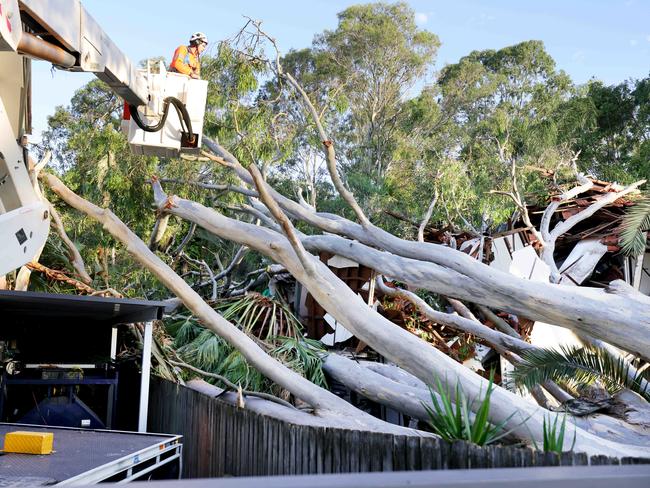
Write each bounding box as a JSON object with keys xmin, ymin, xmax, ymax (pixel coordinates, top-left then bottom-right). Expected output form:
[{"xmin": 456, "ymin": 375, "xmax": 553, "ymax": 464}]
[{"xmin": 29, "ymin": 0, "xmax": 650, "ymax": 141}]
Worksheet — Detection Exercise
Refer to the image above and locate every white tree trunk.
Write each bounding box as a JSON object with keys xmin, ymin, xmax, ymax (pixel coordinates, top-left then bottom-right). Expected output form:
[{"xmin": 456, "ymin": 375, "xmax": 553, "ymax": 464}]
[
  {"xmin": 323, "ymin": 354, "xmax": 433, "ymax": 422},
  {"xmin": 42, "ymin": 173, "xmax": 421, "ymax": 437}
]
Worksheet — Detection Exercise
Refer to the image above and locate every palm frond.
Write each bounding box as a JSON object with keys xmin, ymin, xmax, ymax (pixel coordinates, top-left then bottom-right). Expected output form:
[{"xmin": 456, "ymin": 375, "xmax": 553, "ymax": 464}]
[
  {"xmin": 216, "ymin": 293, "xmax": 303, "ymax": 339},
  {"xmin": 509, "ymin": 345, "xmax": 650, "ymax": 400},
  {"xmin": 170, "ymin": 315, "xmax": 202, "ymax": 347},
  {"xmin": 219, "ymin": 349, "xmax": 267, "ymax": 390},
  {"xmin": 164, "ymin": 297, "xmax": 326, "ymax": 395},
  {"xmin": 620, "ymin": 192, "xmax": 650, "ymax": 256},
  {"xmin": 177, "ymin": 329, "xmax": 228, "ymax": 371},
  {"xmin": 270, "ymin": 336, "xmax": 327, "ymax": 387}
]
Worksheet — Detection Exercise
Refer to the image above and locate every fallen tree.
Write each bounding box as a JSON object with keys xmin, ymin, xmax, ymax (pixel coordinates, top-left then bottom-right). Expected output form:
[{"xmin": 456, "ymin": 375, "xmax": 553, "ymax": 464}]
[
  {"xmin": 42, "ymin": 160, "xmax": 650, "ymax": 456},
  {"xmin": 206, "ymin": 138, "xmax": 650, "ymax": 363},
  {"xmin": 37, "ymin": 24, "xmax": 650, "ymax": 457},
  {"xmin": 30, "ymin": 15, "xmax": 650, "ymax": 463},
  {"xmin": 145, "ymin": 173, "xmax": 650, "ymax": 456},
  {"xmin": 42, "ymin": 172, "xmax": 420, "ymax": 437}
]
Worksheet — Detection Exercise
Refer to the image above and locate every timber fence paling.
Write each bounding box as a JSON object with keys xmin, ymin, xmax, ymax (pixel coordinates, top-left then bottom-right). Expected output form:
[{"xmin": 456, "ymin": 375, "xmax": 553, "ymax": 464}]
[{"xmin": 147, "ymin": 378, "xmax": 647, "ymax": 478}]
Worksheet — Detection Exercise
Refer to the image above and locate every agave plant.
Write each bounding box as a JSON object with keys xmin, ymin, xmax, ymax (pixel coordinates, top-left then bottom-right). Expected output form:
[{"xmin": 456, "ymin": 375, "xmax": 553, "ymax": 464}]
[
  {"xmin": 620, "ymin": 192, "xmax": 650, "ymax": 256},
  {"xmin": 422, "ymin": 371, "xmax": 522, "ymax": 446},
  {"xmin": 509, "ymin": 345, "xmax": 650, "ymax": 401},
  {"xmin": 540, "ymin": 413, "xmax": 576, "ymax": 454}
]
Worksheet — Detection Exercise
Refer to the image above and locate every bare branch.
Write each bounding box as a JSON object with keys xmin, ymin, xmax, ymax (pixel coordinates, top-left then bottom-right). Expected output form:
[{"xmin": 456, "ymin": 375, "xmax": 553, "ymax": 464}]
[
  {"xmin": 247, "ymin": 164, "xmax": 318, "ymax": 276},
  {"xmin": 238, "ymin": 20, "xmax": 370, "ymax": 226},
  {"xmin": 213, "ymin": 245, "xmax": 248, "ymax": 282},
  {"xmin": 201, "ymin": 258, "xmax": 218, "ymax": 301},
  {"xmin": 475, "ymin": 305, "xmax": 520, "ymax": 339},
  {"xmin": 47, "ymin": 202, "xmax": 93, "ymax": 283},
  {"xmin": 169, "ymin": 359, "xmax": 296, "ymax": 409},
  {"xmin": 282, "ymin": 70, "xmax": 371, "ymax": 226},
  {"xmin": 375, "ymin": 276, "xmax": 530, "ymax": 360},
  {"xmin": 417, "ymin": 189, "xmax": 439, "ymax": 243},
  {"xmin": 173, "ymin": 222, "xmax": 197, "ymax": 256},
  {"xmin": 160, "ymin": 178, "xmax": 257, "ymax": 198},
  {"xmin": 202, "ymin": 138, "xmax": 650, "ymax": 364},
  {"xmin": 378, "ymin": 278, "xmax": 571, "ymax": 405}
]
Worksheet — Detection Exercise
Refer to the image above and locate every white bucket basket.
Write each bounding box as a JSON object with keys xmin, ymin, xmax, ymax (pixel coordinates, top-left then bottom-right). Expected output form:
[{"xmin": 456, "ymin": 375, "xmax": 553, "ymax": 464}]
[{"xmin": 122, "ymin": 63, "xmax": 208, "ymax": 158}]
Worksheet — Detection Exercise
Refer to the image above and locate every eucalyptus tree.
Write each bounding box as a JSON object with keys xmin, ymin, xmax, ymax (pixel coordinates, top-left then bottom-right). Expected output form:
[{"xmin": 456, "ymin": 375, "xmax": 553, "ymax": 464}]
[
  {"xmin": 574, "ymin": 76, "xmax": 650, "ymax": 182},
  {"xmin": 314, "ymin": 3, "xmax": 440, "ymax": 191}
]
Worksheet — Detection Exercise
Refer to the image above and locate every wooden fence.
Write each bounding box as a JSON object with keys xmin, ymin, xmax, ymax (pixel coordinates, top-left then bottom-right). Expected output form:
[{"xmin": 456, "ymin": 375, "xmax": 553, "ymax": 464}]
[{"xmin": 148, "ymin": 378, "xmax": 648, "ymax": 478}]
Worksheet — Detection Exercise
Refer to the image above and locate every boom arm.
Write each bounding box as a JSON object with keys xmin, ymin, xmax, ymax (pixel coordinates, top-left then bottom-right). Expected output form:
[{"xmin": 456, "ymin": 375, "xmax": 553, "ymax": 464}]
[{"xmin": 17, "ymin": 0, "xmax": 148, "ymax": 105}]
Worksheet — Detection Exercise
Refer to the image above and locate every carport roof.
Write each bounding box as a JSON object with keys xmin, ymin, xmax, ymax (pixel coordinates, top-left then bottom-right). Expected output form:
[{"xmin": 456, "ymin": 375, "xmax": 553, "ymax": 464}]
[{"xmin": 0, "ymin": 290, "xmax": 168, "ymax": 325}]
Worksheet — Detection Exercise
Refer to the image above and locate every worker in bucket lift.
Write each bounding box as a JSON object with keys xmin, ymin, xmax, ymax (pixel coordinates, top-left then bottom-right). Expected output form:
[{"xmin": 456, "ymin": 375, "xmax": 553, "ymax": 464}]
[{"xmin": 170, "ymin": 32, "xmax": 208, "ymax": 79}]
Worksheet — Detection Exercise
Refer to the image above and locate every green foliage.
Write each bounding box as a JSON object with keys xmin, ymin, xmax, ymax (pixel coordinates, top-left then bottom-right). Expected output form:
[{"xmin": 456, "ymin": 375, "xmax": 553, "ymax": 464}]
[
  {"xmin": 422, "ymin": 372, "xmax": 519, "ymax": 446},
  {"xmin": 386, "ymin": 40, "xmax": 582, "ymax": 232},
  {"xmin": 573, "ymin": 78, "xmax": 650, "ymax": 182},
  {"xmin": 510, "ymin": 345, "xmax": 650, "ymax": 401},
  {"xmin": 620, "ymin": 193, "xmax": 650, "ymax": 256},
  {"xmin": 315, "ymin": 3, "xmax": 440, "ymax": 186},
  {"xmin": 539, "ymin": 413, "xmax": 576, "ymax": 454},
  {"xmin": 271, "ymin": 337, "xmax": 328, "ymax": 388},
  {"xmin": 167, "ymin": 295, "xmax": 326, "ymax": 393}
]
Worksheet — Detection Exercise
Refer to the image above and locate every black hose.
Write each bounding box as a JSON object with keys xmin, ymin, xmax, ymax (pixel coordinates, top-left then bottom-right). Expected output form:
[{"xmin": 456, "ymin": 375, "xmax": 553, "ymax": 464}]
[
  {"xmin": 22, "ymin": 145, "xmax": 29, "ymax": 171},
  {"xmin": 169, "ymin": 98, "xmax": 195, "ymax": 144},
  {"xmin": 128, "ymin": 96, "xmax": 195, "ymax": 144}
]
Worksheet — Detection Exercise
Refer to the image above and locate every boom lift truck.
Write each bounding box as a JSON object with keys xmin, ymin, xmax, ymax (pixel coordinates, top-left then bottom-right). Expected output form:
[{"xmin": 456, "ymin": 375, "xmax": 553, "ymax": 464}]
[{"xmin": 0, "ymin": 0, "xmax": 208, "ymax": 277}]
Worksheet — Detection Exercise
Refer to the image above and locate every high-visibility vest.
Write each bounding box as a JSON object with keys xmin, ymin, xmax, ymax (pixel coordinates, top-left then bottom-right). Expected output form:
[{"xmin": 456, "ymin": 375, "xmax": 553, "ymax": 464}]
[{"xmin": 170, "ymin": 45, "xmax": 200, "ymax": 77}]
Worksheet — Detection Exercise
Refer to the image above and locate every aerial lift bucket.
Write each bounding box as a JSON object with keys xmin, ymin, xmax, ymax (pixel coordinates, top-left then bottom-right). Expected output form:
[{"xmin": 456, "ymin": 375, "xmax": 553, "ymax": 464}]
[{"xmin": 121, "ymin": 62, "xmax": 208, "ymax": 158}]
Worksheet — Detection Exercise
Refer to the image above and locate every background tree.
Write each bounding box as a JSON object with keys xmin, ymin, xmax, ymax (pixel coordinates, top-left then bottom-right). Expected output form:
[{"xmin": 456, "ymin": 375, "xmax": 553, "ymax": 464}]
[
  {"xmin": 575, "ymin": 76, "xmax": 650, "ymax": 181},
  {"xmin": 312, "ymin": 3, "xmax": 440, "ymax": 213}
]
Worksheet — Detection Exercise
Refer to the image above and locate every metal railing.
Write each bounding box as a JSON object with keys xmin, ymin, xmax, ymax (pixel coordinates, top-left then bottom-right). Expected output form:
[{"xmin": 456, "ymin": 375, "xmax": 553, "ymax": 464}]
[{"xmin": 122, "ymin": 465, "xmax": 650, "ymax": 488}]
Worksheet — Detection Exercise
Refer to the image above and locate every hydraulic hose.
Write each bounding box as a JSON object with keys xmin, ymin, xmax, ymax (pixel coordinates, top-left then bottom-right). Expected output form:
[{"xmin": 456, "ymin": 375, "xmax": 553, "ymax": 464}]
[{"xmin": 128, "ymin": 97, "xmax": 195, "ymax": 144}]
